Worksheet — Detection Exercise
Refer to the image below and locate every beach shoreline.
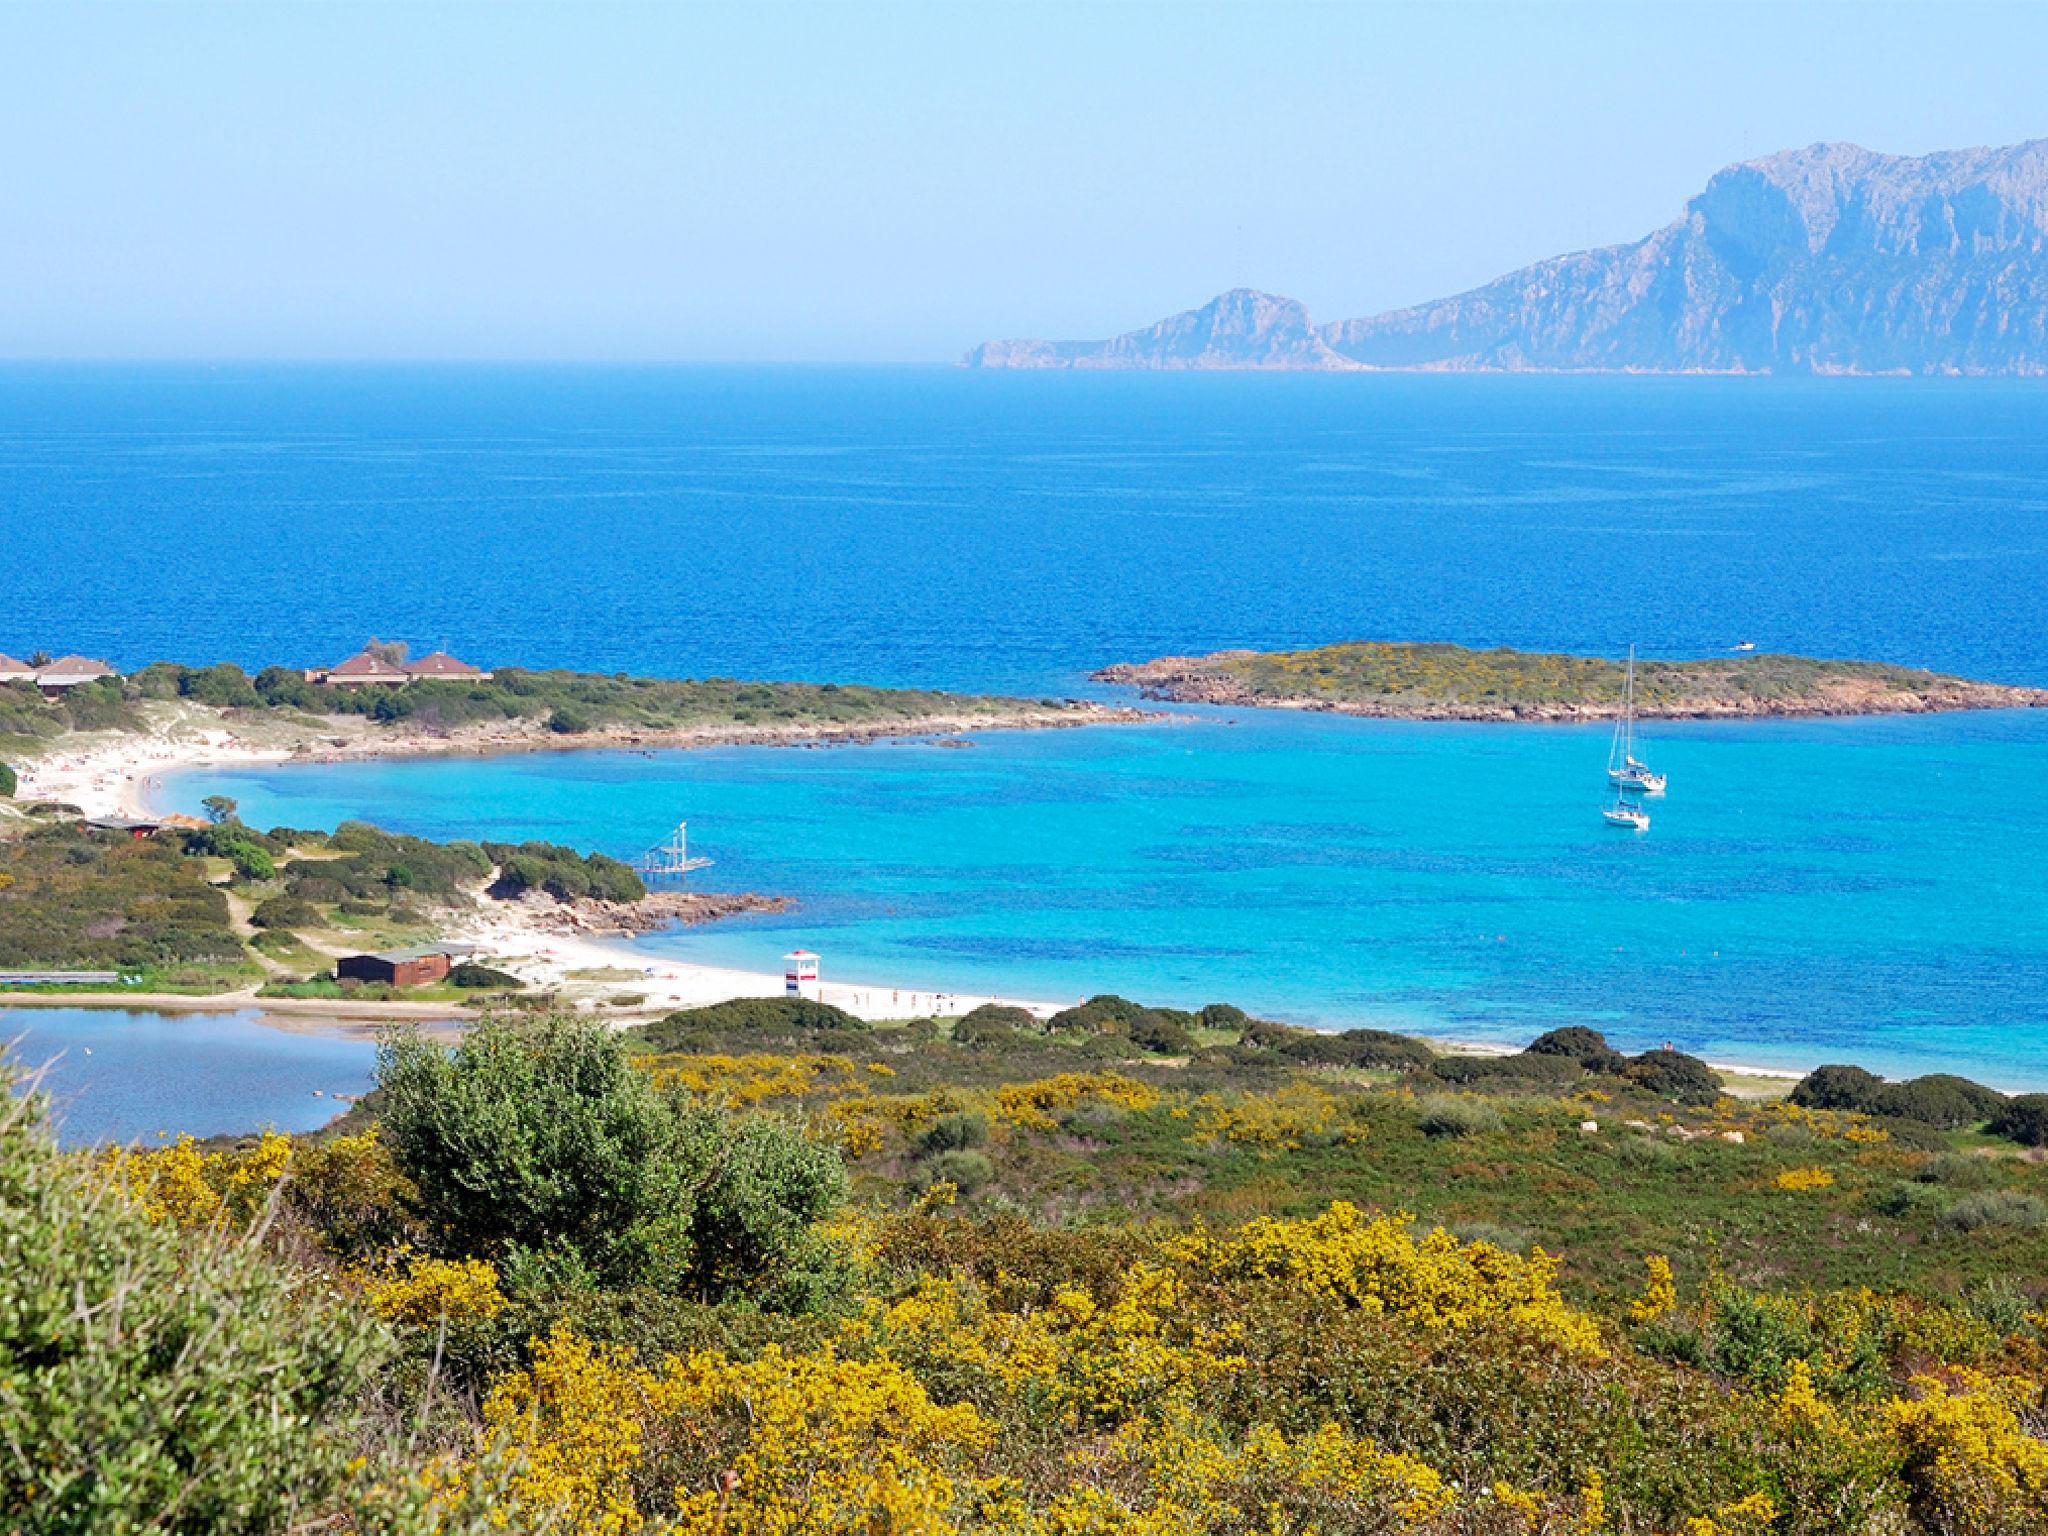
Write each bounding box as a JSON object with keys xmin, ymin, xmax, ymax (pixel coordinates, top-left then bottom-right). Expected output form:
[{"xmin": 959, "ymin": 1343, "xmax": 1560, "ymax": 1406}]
[{"xmin": 12, "ymin": 697, "xmax": 1147, "ymax": 824}]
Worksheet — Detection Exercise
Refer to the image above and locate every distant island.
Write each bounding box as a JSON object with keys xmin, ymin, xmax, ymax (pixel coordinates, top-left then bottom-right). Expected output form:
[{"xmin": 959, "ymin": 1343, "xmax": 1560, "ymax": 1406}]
[
  {"xmin": 1095, "ymin": 642, "xmax": 2048, "ymax": 721},
  {"xmin": 966, "ymin": 137, "xmax": 2048, "ymax": 375}
]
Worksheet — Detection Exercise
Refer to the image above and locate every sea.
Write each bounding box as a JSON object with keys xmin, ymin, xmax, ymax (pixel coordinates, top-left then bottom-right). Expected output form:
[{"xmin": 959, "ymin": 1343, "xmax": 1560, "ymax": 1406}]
[{"xmin": 4, "ymin": 364, "xmax": 2047, "ymax": 1136}]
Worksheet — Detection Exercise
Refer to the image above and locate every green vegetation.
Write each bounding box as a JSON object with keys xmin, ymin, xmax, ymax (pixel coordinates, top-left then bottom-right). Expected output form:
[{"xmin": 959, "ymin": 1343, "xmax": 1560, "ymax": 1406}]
[
  {"xmin": 0, "ymin": 823, "xmax": 249, "ymax": 981},
  {"xmin": 378, "ymin": 1015, "xmax": 843, "ymax": 1297},
  {"xmin": 107, "ymin": 659, "xmax": 1068, "ymax": 735},
  {"xmin": 483, "ymin": 838, "xmax": 645, "ymax": 903},
  {"xmin": 0, "ymin": 761, "xmax": 15, "ymax": 798},
  {"xmin": 12, "ymin": 1002, "xmax": 2048, "ymax": 1535},
  {"xmin": 0, "ymin": 816, "xmax": 643, "ymax": 993},
  {"xmin": 1104, "ymin": 640, "xmax": 2036, "ymax": 715},
  {"xmin": 0, "ymin": 1085, "xmax": 383, "ymax": 1532}
]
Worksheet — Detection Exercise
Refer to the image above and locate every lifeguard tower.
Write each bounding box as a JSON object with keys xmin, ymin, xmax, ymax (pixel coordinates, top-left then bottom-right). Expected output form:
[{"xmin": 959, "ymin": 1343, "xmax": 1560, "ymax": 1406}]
[{"xmin": 783, "ymin": 950, "xmax": 820, "ymax": 1001}]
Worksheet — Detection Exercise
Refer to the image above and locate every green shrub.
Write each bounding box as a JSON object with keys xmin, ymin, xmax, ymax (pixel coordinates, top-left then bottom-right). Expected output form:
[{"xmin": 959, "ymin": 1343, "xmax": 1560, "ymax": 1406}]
[
  {"xmin": 1524, "ymin": 1025, "xmax": 1626, "ymax": 1073},
  {"xmin": 1788, "ymin": 1063, "xmax": 1885, "ymax": 1112},
  {"xmin": 546, "ymin": 705, "xmax": 590, "ymax": 734},
  {"xmin": 1616, "ymin": 1134, "xmax": 1682, "ymax": 1168},
  {"xmin": 378, "ymin": 1014, "xmax": 845, "ymax": 1302},
  {"xmin": 1626, "ymin": 1049, "xmax": 1722, "ymax": 1105},
  {"xmin": 1276, "ymin": 1027, "xmax": 1434, "ymax": 1071},
  {"xmin": 953, "ymin": 1004, "xmax": 1035, "ymax": 1045},
  {"xmin": 918, "ymin": 1111, "xmax": 990, "ymax": 1155},
  {"xmin": 1126, "ymin": 1010, "xmax": 1195, "ymax": 1055},
  {"xmin": 1870, "ymin": 1073, "xmax": 2006, "ymax": 1130},
  {"xmin": 638, "ymin": 995, "xmax": 866, "ymax": 1049},
  {"xmin": 1416, "ymin": 1095, "xmax": 1502, "ymax": 1138},
  {"xmin": 0, "ymin": 1076, "xmax": 380, "ymax": 1531},
  {"xmin": 447, "ymin": 962, "xmax": 525, "ymax": 990},
  {"xmin": 1940, "ymin": 1190, "xmax": 2048, "ymax": 1233},
  {"xmin": 1915, "ymin": 1151, "xmax": 1995, "ymax": 1187},
  {"xmin": 0, "ymin": 761, "xmax": 14, "ymax": 798},
  {"xmin": 1988, "ymin": 1092, "xmax": 2048, "ymax": 1147},
  {"xmin": 250, "ymin": 895, "xmax": 321, "ymax": 930},
  {"xmin": 1430, "ymin": 1051, "xmax": 1581, "ymax": 1087},
  {"xmin": 377, "ymin": 1015, "xmax": 706, "ymax": 1289},
  {"xmin": 926, "ymin": 1149, "xmax": 995, "ymax": 1196}
]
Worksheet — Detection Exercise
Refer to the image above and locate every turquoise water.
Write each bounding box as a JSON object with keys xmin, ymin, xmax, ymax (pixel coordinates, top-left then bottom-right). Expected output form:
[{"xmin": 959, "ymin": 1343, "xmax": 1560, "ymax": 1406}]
[
  {"xmin": 173, "ymin": 704, "xmax": 2048, "ymax": 1089},
  {"xmin": 10, "ymin": 367, "xmax": 2048, "ymax": 1117},
  {"xmin": 0, "ymin": 1008, "xmax": 376, "ymax": 1146}
]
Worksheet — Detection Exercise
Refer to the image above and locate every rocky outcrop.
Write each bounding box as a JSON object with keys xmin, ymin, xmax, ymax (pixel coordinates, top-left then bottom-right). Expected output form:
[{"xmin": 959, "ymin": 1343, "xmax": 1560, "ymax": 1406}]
[
  {"xmin": 495, "ymin": 888, "xmax": 794, "ymax": 937},
  {"xmin": 968, "ymin": 139, "xmax": 2048, "ymax": 376},
  {"xmin": 964, "ymin": 289, "xmax": 1362, "ymax": 371}
]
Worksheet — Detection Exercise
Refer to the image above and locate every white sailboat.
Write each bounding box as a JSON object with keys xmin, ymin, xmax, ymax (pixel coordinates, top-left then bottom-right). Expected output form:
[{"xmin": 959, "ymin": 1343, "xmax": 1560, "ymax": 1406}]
[
  {"xmin": 1605, "ymin": 645, "xmax": 1666, "ymax": 796},
  {"xmin": 1602, "ymin": 797, "xmax": 1651, "ymax": 831}
]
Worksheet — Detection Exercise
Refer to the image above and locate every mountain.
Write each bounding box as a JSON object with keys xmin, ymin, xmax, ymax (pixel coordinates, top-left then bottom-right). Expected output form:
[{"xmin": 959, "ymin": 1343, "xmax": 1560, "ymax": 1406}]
[
  {"xmin": 965, "ymin": 139, "xmax": 2048, "ymax": 375},
  {"xmin": 964, "ymin": 288, "xmax": 1361, "ymax": 371}
]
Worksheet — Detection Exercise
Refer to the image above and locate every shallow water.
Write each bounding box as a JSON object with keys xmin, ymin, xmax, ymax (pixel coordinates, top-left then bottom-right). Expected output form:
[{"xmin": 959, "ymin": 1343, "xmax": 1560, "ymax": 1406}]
[
  {"xmin": 1, "ymin": 1008, "xmax": 376, "ymax": 1146},
  {"xmin": 174, "ymin": 704, "xmax": 2048, "ymax": 1088}
]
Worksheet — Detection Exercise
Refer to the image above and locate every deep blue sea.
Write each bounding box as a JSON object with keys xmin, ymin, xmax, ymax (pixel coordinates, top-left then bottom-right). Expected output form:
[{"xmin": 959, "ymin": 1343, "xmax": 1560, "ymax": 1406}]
[{"xmin": 6, "ymin": 365, "xmax": 2048, "ymax": 1123}]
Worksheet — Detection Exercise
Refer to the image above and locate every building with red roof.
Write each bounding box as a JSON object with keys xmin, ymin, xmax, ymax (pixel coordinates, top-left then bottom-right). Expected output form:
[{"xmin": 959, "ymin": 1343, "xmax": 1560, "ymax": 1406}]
[{"xmin": 403, "ymin": 650, "xmax": 492, "ymax": 681}]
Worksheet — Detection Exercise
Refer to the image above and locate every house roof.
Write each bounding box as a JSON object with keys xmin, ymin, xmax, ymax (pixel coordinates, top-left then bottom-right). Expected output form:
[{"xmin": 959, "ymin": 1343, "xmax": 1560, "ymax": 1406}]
[
  {"xmin": 0, "ymin": 653, "xmax": 32, "ymax": 673},
  {"xmin": 37, "ymin": 655, "xmax": 114, "ymax": 679},
  {"xmin": 359, "ymin": 943, "xmax": 480, "ymax": 964},
  {"xmin": 325, "ymin": 650, "xmax": 410, "ymax": 678},
  {"xmin": 403, "ymin": 651, "xmax": 483, "ymax": 677}
]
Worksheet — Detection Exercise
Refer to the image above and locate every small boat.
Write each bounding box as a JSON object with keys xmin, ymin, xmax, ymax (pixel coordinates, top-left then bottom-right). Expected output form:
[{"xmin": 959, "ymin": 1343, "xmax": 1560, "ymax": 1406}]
[
  {"xmin": 1606, "ymin": 645, "xmax": 1667, "ymax": 795},
  {"xmin": 1603, "ymin": 797, "xmax": 1651, "ymax": 831},
  {"xmin": 1731, "ymin": 641, "xmax": 1756, "ymax": 652}
]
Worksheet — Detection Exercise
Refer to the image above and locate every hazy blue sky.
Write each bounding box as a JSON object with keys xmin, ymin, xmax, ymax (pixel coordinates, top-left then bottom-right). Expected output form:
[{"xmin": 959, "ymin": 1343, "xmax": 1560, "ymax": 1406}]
[{"xmin": 4, "ymin": 2, "xmax": 2044, "ymax": 361}]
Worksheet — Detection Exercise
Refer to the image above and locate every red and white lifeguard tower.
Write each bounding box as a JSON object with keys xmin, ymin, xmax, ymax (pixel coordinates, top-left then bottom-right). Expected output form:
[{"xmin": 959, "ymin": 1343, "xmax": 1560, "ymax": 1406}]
[{"xmin": 783, "ymin": 950, "xmax": 820, "ymax": 1001}]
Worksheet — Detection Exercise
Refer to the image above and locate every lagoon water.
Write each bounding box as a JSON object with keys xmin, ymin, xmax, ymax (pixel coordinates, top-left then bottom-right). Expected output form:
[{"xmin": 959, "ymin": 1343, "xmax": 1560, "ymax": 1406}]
[
  {"xmin": 8, "ymin": 366, "xmax": 2048, "ymax": 1108},
  {"xmin": 175, "ymin": 704, "xmax": 2048, "ymax": 1088},
  {"xmin": 0, "ymin": 1008, "xmax": 375, "ymax": 1146}
]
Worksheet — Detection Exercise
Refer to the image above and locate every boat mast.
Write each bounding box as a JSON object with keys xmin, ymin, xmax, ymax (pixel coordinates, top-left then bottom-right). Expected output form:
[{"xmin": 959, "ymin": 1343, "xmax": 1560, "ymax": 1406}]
[{"xmin": 1623, "ymin": 644, "xmax": 1636, "ymax": 765}]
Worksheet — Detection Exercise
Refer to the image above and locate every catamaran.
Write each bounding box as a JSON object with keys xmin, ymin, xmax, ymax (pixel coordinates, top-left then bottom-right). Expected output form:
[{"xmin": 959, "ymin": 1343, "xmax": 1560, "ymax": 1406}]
[{"xmin": 1605, "ymin": 645, "xmax": 1666, "ymax": 795}]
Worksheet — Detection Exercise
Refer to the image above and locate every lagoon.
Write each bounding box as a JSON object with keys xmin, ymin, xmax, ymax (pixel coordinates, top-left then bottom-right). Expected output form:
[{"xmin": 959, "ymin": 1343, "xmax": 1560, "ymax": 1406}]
[
  {"xmin": 172, "ymin": 704, "xmax": 2048, "ymax": 1090},
  {"xmin": 0, "ymin": 1007, "xmax": 376, "ymax": 1146}
]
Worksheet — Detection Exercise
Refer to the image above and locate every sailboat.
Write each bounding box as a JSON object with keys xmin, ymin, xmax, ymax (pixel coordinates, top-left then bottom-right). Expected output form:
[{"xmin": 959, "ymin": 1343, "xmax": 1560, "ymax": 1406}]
[
  {"xmin": 1605, "ymin": 645, "xmax": 1666, "ymax": 796},
  {"xmin": 1602, "ymin": 796, "xmax": 1651, "ymax": 831}
]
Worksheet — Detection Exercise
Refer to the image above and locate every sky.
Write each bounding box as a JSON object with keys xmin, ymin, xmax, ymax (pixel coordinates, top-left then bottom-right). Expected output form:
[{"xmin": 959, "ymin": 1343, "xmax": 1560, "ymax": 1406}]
[{"xmin": 2, "ymin": 1, "xmax": 2045, "ymax": 362}]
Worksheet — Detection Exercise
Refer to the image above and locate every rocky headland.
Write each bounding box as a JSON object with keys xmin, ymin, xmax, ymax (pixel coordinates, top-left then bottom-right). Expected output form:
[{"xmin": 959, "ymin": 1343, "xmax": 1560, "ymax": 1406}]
[{"xmin": 966, "ymin": 138, "xmax": 2048, "ymax": 376}]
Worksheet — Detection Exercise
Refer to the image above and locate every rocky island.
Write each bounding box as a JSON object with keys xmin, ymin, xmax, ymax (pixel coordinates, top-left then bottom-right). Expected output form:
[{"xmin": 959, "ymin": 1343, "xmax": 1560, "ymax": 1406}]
[
  {"xmin": 1095, "ymin": 641, "xmax": 2048, "ymax": 721},
  {"xmin": 967, "ymin": 137, "xmax": 2048, "ymax": 375}
]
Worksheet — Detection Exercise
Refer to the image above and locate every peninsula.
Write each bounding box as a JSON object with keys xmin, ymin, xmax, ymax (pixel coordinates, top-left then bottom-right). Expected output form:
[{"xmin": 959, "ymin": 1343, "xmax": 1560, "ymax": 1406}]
[
  {"xmin": 0, "ymin": 647, "xmax": 1144, "ymax": 825},
  {"xmin": 966, "ymin": 137, "xmax": 2048, "ymax": 375},
  {"xmin": 1095, "ymin": 641, "xmax": 2048, "ymax": 721}
]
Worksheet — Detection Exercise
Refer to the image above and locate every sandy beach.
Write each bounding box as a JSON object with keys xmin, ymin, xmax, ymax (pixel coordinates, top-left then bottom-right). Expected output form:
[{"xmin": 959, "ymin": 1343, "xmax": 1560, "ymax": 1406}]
[{"xmin": 11, "ymin": 714, "xmax": 1072, "ymax": 1026}]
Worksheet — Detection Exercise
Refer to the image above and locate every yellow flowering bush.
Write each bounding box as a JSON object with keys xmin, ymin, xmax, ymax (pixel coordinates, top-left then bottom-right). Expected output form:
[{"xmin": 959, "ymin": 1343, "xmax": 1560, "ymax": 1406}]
[
  {"xmin": 1169, "ymin": 1202, "xmax": 1603, "ymax": 1355},
  {"xmin": 643, "ymin": 1052, "xmax": 872, "ymax": 1107},
  {"xmin": 361, "ymin": 1253, "xmax": 508, "ymax": 1328},
  {"xmin": 849, "ymin": 1264, "xmax": 1241, "ymax": 1428},
  {"xmin": 1885, "ymin": 1372, "xmax": 2048, "ymax": 1535},
  {"xmin": 1184, "ymin": 1084, "xmax": 1367, "ymax": 1151},
  {"xmin": 98, "ymin": 1129, "xmax": 292, "ymax": 1228},
  {"xmin": 994, "ymin": 1074, "xmax": 1162, "ymax": 1131},
  {"xmin": 1775, "ymin": 1167, "xmax": 1836, "ymax": 1192},
  {"xmin": 1048, "ymin": 1409, "xmax": 1457, "ymax": 1533},
  {"xmin": 1628, "ymin": 1254, "xmax": 1677, "ymax": 1324},
  {"xmin": 477, "ymin": 1325, "xmax": 994, "ymax": 1535}
]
